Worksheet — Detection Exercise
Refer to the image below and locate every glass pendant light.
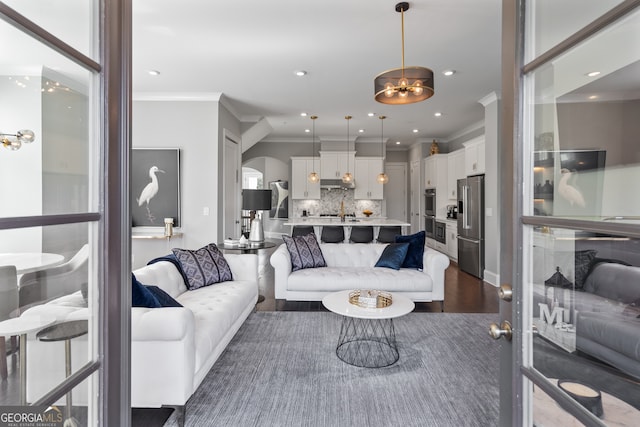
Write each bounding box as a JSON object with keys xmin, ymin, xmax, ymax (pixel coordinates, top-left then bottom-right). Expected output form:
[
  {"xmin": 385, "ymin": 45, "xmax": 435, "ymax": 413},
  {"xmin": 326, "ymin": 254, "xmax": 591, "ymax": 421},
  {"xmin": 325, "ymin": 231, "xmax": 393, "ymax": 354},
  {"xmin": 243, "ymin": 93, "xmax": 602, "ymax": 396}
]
[
  {"xmin": 342, "ymin": 115, "xmax": 353, "ymax": 184},
  {"xmin": 377, "ymin": 116, "xmax": 389, "ymax": 184},
  {"xmin": 308, "ymin": 115, "xmax": 319, "ymax": 183}
]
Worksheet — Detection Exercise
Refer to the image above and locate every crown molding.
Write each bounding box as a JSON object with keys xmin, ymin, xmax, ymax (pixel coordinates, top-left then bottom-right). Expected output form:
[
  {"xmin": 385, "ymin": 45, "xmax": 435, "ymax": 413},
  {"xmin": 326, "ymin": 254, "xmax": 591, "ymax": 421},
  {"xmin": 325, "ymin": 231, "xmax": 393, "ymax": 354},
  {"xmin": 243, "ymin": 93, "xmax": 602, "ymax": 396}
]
[{"xmin": 478, "ymin": 91, "xmax": 499, "ymax": 106}]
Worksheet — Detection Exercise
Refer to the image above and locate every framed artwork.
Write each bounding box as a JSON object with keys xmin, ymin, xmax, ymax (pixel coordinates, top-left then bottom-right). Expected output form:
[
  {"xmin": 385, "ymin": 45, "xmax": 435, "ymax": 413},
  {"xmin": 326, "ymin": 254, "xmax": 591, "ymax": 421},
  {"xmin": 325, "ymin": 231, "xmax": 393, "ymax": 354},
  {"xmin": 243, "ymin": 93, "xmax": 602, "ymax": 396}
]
[
  {"xmin": 269, "ymin": 181, "xmax": 288, "ymax": 219},
  {"xmin": 131, "ymin": 148, "xmax": 180, "ymax": 227}
]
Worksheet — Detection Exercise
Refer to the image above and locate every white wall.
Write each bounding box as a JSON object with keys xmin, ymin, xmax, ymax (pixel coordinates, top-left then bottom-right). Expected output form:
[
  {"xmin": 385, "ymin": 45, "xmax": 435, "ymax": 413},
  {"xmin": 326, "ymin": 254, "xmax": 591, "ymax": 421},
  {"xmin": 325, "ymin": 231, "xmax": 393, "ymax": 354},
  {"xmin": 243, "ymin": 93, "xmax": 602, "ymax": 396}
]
[
  {"xmin": 132, "ymin": 100, "xmax": 222, "ymax": 268},
  {"xmin": 480, "ymin": 93, "xmax": 500, "ymax": 286}
]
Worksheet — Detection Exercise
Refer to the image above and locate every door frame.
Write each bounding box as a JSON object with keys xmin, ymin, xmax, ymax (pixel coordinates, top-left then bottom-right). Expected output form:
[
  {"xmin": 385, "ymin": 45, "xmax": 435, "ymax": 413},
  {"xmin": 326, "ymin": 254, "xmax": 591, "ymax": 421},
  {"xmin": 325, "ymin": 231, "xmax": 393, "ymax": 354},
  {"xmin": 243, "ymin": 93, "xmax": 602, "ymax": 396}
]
[
  {"xmin": 223, "ymin": 130, "xmax": 241, "ymax": 240},
  {"xmin": 501, "ymin": 1, "xmax": 640, "ymax": 425}
]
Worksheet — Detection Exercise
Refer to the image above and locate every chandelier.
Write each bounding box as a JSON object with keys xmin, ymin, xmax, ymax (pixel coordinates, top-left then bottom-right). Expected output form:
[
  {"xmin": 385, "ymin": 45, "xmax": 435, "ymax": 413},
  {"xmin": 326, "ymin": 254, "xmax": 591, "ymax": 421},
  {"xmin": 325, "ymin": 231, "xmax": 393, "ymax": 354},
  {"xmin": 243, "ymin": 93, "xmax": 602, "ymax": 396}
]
[
  {"xmin": 342, "ymin": 116, "xmax": 353, "ymax": 184},
  {"xmin": 308, "ymin": 115, "xmax": 319, "ymax": 183},
  {"xmin": 1, "ymin": 129, "xmax": 35, "ymax": 151},
  {"xmin": 374, "ymin": 2, "xmax": 434, "ymax": 105},
  {"xmin": 377, "ymin": 116, "xmax": 389, "ymax": 184}
]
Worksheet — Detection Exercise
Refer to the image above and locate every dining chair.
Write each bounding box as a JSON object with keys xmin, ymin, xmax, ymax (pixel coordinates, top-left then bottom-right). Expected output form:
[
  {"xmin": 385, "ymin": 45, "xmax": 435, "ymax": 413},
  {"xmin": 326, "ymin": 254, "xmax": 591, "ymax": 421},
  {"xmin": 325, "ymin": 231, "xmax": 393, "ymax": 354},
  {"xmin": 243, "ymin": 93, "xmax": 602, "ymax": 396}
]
[
  {"xmin": 0, "ymin": 265, "xmax": 18, "ymax": 380},
  {"xmin": 18, "ymin": 244, "xmax": 89, "ymax": 309},
  {"xmin": 377, "ymin": 226, "xmax": 402, "ymax": 243},
  {"xmin": 320, "ymin": 226, "xmax": 345, "ymax": 243},
  {"xmin": 349, "ymin": 226, "xmax": 374, "ymax": 243}
]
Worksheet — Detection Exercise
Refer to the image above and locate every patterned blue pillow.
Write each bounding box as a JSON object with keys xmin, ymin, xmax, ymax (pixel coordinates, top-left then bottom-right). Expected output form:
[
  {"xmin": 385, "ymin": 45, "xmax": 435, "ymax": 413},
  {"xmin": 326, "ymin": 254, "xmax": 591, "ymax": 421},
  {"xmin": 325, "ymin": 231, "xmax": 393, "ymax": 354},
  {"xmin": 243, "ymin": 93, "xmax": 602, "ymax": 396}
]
[
  {"xmin": 282, "ymin": 232, "xmax": 326, "ymax": 271},
  {"xmin": 171, "ymin": 244, "xmax": 233, "ymax": 290}
]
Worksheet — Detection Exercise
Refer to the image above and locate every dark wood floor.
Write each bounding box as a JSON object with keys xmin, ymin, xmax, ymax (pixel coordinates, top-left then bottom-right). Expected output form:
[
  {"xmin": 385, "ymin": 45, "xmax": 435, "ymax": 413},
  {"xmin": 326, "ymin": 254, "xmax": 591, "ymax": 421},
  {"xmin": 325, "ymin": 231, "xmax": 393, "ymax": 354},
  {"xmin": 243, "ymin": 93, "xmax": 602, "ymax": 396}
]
[{"xmin": 254, "ymin": 242, "xmax": 499, "ymax": 313}]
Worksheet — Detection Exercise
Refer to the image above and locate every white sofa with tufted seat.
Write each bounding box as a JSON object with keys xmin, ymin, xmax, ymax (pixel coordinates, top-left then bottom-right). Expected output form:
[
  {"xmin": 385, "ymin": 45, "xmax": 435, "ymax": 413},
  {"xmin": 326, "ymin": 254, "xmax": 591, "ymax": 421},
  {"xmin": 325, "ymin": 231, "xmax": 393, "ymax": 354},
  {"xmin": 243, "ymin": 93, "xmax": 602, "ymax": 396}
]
[
  {"xmin": 22, "ymin": 253, "xmax": 258, "ymax": 426},
  {"xmin": 270, "ymin": 243, "xmax": 449, "ymax": 305}
]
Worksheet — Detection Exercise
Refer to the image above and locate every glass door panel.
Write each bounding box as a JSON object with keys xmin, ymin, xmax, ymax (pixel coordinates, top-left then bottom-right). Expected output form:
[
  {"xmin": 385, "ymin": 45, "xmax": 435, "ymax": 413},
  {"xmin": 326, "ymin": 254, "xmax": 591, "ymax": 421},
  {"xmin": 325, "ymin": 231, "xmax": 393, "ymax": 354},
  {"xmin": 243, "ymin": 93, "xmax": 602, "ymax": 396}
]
[
  {"xmin": 521, "ymin": 3, "xmax": 640, "ymax": 424},
  {"xmin": 527, "ymin": 226, "xmax": 640, "ymax": 423}
]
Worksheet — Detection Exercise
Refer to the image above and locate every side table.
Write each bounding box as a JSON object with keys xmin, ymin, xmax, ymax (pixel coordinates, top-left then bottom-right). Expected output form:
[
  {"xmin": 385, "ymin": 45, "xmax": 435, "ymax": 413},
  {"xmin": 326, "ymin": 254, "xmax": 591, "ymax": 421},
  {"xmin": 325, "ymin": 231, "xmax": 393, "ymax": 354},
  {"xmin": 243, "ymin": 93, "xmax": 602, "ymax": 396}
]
[
  {"xmin": 322, "ymin": 290, "xmax": 415, "ymax": 368},
  {"xmin": 37, "ymin": 320, "xmax": 88, "ymax": 427},
  {"xmin": 0, "ymin": 315, "xmax": 56, "ymax": 404},
  {"xmin": 217, "ymin": 241, "xmax": 276, "ymax": 303}
]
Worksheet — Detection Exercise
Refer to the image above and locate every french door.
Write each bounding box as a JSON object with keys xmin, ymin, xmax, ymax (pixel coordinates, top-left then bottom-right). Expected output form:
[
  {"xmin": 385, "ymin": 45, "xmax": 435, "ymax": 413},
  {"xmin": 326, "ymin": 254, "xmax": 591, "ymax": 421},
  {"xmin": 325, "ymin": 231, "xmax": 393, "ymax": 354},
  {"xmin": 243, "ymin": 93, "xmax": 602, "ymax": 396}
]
[{"xmin": 499, "ymin": 1, "xmax": 640, "ymax": 425}]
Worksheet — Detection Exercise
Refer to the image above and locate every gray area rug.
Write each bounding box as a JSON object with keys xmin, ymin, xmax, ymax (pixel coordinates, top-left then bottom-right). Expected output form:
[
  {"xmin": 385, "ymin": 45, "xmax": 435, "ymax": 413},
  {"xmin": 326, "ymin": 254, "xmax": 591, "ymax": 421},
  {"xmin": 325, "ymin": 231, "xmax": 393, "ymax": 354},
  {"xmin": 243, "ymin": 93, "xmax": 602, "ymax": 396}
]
[{"xmin": 164, "ymin": 312, "xmax": 499, "ymax": 427}]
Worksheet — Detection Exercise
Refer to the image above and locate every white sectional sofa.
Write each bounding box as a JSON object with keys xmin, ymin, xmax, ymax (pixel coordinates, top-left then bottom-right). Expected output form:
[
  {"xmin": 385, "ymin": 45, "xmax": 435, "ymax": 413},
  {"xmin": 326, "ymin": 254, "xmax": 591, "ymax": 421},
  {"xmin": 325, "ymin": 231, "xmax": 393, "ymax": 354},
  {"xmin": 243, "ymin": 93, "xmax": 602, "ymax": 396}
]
[
  {"xmin": 270, "ymin": 243, "xmax": 450, "ymax": 305},
  {"xmin": 22, "ymin": 253, "xmax": 258, "ymax": 426}
]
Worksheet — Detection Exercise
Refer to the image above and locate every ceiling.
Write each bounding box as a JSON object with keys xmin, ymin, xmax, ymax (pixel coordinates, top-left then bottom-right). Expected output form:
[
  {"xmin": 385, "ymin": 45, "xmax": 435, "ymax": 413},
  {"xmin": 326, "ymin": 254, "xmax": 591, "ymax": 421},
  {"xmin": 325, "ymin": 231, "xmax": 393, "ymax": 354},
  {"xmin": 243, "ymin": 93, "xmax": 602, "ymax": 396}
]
[
  {"xmin": 133, "ymin": 0, "xmax": 502, "ymax": 147},
  {"xmin": 0, "ymin": 0, "xmax": 502, "ymax": 148}
]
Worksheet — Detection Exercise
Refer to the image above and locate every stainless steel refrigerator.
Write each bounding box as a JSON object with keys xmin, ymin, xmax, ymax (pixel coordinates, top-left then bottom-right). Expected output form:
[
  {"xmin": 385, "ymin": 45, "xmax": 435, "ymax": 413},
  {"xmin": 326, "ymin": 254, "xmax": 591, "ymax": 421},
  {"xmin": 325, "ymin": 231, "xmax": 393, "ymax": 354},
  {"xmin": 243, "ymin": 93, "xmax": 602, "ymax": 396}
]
[{"xmin": 457, "ymin": 175, "xmax": 484, "ymax": 279}]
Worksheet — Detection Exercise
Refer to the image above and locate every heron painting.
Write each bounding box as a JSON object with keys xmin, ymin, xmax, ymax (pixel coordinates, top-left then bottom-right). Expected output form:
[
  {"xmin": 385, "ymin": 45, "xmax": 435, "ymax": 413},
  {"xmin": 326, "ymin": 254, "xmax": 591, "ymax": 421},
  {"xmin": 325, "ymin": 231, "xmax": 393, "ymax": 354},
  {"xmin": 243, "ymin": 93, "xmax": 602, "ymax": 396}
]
[{"xmin": 131, "ymin": 149, "xmax": 181, "ymax": 227}]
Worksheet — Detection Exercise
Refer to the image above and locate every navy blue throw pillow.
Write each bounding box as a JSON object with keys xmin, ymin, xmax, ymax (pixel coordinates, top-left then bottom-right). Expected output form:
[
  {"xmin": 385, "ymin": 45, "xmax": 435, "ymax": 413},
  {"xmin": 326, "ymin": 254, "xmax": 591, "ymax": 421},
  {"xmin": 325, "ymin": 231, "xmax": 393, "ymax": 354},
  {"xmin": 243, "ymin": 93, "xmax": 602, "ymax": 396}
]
[
  {"xmin": 145, "ymin": 285, "xmax": 182, "ymax": 307},
  {"xmin": 395, "ymin": 230, "xmax": 425, "ymax": 269},
  {"xmin": 375, "ymin": 243, "xmax": 410, "ymax": 270},
  {"xmin": 132, "ymin": 273, "xmax": 161, "ymax": 308}
]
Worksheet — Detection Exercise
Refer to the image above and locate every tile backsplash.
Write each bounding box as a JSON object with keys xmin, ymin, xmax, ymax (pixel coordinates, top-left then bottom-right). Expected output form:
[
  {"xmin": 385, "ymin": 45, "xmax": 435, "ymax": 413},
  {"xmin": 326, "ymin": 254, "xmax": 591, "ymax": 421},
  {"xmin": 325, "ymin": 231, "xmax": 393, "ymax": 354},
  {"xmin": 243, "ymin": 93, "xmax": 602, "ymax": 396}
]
[{"xmin": 292, "ymin": 189, "xmax": 381, "ymax": 217}]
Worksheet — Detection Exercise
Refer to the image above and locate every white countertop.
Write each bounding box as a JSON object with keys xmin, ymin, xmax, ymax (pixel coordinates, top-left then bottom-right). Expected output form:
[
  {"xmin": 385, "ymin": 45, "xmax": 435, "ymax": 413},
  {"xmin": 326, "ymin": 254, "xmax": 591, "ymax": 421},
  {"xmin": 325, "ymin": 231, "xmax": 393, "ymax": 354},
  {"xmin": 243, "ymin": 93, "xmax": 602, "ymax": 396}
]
[{"xmin": 284, "ymin": 218, "xmax": 410, "ymax": 227}]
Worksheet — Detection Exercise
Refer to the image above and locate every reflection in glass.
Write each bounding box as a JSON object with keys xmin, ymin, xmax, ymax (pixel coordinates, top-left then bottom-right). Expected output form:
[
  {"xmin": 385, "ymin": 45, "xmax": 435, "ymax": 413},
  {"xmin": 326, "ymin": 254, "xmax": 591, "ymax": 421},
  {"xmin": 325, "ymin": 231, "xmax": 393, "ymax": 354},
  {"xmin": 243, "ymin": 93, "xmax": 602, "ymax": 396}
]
[
  {"xmin": 0, "ymin": 19, "xmax": 94, "ymax": 219},
  {"xmin": 529, "ymin": 227, "xmax": 640, "ymax": 421},
  {"xmin": 527, "ymin": 8, "xmax": 640, "ymax": 222},
  {"xmin": 0, "ymin": 223, "xmax": 96, "ymax": 406}
]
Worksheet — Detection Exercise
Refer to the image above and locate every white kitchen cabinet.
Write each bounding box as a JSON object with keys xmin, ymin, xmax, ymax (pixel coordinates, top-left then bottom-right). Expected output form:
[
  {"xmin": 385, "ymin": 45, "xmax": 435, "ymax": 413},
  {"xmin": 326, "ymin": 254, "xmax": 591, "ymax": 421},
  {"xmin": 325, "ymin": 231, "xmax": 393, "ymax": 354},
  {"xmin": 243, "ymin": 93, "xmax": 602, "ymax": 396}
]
[
  {"xmin": 425, "ymin": 237, "xmax": 437, "ymax": 250},
  {"xmin": 423, "ymin": 154, "xmax": 447, "ymax": 189},
  {"xmin": 447, "ymin": 150, "xmax": 465, "ymax": 200},
  {"xmin": 320, "ymin": 151, "xmax": 355, "ymax": 179},
  {"xmin": 447, "ymin": 222, "xmax": 458, "ymax": 260},
  {"xmin": 354, "ymin": 157, "xmax": 384, "ymax": 199},
  {"xmin": 291, "ymin": 157, "xmax": 321, "ymax": 199},
  {"xmin": 463, "ymin": 136, "xmax": 485, "ymax": 176}
]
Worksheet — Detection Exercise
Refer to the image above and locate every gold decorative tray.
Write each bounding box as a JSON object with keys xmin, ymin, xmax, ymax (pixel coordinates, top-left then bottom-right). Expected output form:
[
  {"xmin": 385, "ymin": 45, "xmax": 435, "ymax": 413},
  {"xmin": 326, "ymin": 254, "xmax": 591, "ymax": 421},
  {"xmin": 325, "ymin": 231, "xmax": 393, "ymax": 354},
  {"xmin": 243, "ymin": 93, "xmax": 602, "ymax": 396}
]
[{"xmin": 348, "ymin": 290, "xmax": 393, "ymax": 308}]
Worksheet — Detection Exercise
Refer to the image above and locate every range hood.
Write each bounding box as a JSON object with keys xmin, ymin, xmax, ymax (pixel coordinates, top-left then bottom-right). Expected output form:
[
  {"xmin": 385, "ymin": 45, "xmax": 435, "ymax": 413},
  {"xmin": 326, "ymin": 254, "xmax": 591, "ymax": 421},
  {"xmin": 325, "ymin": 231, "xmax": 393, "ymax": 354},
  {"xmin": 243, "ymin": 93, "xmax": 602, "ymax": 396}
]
[{"xmin": 320, "ymin": 179, "xmax": 355, "ymax": 189}]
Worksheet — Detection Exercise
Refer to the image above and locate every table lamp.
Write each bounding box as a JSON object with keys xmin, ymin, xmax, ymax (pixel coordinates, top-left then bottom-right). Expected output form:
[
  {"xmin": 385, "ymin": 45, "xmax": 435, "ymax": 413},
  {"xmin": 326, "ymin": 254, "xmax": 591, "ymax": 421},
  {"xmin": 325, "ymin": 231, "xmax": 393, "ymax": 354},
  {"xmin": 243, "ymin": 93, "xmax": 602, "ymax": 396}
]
[{"xmin": 242, "ymin": 189, "xmax": 272, "ymax": 243}]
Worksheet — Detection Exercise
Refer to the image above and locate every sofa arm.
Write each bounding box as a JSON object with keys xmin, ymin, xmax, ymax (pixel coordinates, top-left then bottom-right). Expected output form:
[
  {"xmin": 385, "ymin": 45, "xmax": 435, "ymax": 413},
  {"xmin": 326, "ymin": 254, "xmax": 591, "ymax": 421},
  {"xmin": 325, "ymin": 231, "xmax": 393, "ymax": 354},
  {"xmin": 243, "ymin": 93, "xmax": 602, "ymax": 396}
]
[
  {"xmin": 270, "ymin": 244, "xmax": 292, "ymax": 299},
  {"xmin": 131, "ymin": 306, "xmax": 195, "ymax": 341},
  {"xmin": 423, "ymin": 248, "xmax": 450, "ymax": 301},
  {"xmin": 225, "ymin": 253, "xmax": 259, "ymax": 284}
]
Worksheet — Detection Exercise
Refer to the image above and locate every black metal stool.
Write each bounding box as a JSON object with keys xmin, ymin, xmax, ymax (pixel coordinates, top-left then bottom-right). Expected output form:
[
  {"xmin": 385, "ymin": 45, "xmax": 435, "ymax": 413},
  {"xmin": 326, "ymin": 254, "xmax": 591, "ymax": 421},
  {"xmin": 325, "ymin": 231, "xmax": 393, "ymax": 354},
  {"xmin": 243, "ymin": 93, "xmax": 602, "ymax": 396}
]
[
  {"xmin": 321, "ymin": 226, "xmax": 345, "ymax": 243},
  {"xmin": 292, "ymin": 225, "xmax": 314, "ymax": 237},
  {"xmin": 349, "ymin": 226, "xmax": 374, "ymax": 243},
  {"xmin": 37, "ymin": 320, "xmax": 88, "ymax": 427},
  {"xmin": 377, "ymin": 226, "xmax": 402, "ymax": 243}
]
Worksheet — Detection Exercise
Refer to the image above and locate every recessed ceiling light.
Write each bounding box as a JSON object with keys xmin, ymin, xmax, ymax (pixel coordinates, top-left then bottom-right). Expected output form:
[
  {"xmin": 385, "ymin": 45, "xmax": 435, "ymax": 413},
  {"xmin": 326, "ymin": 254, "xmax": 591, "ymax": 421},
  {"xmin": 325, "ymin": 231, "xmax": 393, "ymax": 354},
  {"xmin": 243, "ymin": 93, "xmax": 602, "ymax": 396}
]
[
  {"xmin": 395, "ymin": 141, "xmax": 401, "ymax": 145},
  {"xmin": 586, "ymin": 71, "xmax": 600, "ymax": 77},
  {"xmin": 412, "ymin": 129, "xmax": 419, "ymax": 133},
  {"xmin": 300, "ymin": 112, "xmax": 307, "ymax": 117},
  {"xmin": 368, "ymin": 112, "xmax": 375, "ymax": 117},
  {"xmin": 304, "ymin": 129, "xmax": 310, "ymax": 133},
  {"xmin": 443, "ymin": 70, "xmax": 456, "ymax": 76},
  {"xmin": 358, "ymin": 129, "xmax": 364, "ymax": 133},
  {"xmin": 148, "ymin": 70, "xmax": 161, "ymax": 76},
  {"xmin": 295, "ymin": 70, "xmax": 307, "ymax": 77},
  {"xmin": 588, "ymin": 95, "xmax": 598, "ymax": 100},
  {"xmin": 434, "ymin": 112, "xmax": 443, "ymax": 117}
]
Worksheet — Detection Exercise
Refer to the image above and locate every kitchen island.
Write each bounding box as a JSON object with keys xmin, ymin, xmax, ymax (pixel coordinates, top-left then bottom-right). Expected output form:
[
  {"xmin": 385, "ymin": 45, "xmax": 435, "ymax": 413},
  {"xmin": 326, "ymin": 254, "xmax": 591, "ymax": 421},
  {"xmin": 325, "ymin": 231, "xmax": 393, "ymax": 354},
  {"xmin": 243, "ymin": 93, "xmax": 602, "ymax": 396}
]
[{"xmin": 283, "ymin": 217, "xmax": 411, "ymax": 242}]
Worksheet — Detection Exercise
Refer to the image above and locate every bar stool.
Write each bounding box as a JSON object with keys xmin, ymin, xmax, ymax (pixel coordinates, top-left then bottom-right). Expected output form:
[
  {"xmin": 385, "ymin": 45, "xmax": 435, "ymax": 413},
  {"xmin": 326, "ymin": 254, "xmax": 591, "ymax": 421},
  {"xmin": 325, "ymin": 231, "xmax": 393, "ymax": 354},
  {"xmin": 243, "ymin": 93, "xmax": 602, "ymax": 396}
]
[
  {"xmin": 377, "ymin": 226, "xmax": 402, "ymax": 243},
  {"xmin": 349, "ymin": 226, "xmax": 374, "ymax": 243},
  {"xmin": 321, "ymin": 226, "xmax": 345, "ymax": 243},
  {"xmin": 37, "ymin": 320, "xmax": 88, "ymax": 427},
  {"xmin": 292, "ymin": 225, "xmax": 314, "ymax": 237}
]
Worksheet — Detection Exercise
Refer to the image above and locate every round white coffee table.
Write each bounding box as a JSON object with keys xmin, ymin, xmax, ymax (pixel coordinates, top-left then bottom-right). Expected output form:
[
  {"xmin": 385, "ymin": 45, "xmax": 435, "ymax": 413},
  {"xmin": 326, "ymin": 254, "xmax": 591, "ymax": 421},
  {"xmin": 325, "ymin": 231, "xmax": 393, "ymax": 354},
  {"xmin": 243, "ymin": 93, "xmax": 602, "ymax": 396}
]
[
  {"xmin": 322, "ymin": 290, "xmax": 415, "ymax": 368},
  {"xmin": 0, "ymin": 315, "xmax": 56, "ymax": 404}
]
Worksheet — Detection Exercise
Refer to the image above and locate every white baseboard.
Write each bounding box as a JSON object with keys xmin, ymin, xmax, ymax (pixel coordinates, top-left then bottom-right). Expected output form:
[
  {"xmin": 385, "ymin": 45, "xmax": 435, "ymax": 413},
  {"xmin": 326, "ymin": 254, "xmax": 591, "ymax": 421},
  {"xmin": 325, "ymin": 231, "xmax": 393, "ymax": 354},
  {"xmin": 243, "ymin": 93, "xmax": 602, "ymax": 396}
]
[{"xmin": 483, "ymin": 270, "xmax": 499, "ymax": 287}]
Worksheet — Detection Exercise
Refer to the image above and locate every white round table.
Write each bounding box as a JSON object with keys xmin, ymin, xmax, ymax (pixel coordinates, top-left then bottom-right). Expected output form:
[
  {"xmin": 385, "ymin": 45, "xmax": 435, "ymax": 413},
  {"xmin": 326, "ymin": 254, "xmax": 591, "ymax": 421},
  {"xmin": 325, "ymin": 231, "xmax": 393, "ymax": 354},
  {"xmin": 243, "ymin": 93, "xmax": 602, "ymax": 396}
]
[
  {"xmin": 0, "ymin": 253, "xmax": 64, "ymax": 274},
  {"xmin": 322, "ymin": 290, "xmax": 415, "ymax": 368},
  {"xmin": 0, "ymin": 315, "xmax": 56, "ymax": 404}
]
